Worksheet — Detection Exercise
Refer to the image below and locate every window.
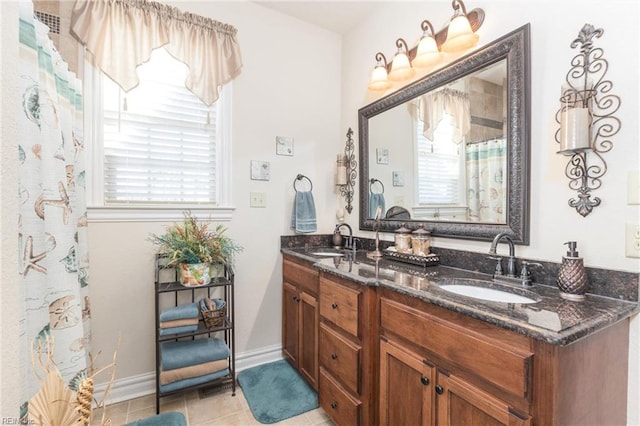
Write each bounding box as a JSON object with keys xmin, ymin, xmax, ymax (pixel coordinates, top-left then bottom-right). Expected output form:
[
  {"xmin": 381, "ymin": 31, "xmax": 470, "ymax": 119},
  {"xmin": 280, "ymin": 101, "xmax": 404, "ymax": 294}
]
[
  {"xmin": 85, "ymin": 48, "xmax": 233, "ymax": 221},
  {"xmin": 415, "ymin": 114, "xmax": 466, "ymax": 206}
]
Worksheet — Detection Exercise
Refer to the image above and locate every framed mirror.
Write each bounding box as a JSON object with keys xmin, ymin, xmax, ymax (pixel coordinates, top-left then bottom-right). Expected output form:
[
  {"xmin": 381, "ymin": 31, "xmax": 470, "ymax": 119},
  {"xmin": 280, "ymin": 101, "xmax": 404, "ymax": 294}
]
[{"xmin": 359, "ymin": 24, "xmax": 530, "ymax": 244}]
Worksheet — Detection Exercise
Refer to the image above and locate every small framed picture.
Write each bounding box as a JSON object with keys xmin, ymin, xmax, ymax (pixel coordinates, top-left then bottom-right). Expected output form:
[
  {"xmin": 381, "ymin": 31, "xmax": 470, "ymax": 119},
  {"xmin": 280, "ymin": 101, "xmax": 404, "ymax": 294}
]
[
  {"xmin": 392, "ymin": 171, "xmax": 405, "ymax": 187},
  {"xmin": 376, "ymin": 148, "xmax": 389, "ymax": 164},
  {"xmin": 250, "ymin": 160, "xmax": 270, "ymax": 181},
  {"xmin": 276, "ymin": 136, "xmax": 294, "ymax": 156}
]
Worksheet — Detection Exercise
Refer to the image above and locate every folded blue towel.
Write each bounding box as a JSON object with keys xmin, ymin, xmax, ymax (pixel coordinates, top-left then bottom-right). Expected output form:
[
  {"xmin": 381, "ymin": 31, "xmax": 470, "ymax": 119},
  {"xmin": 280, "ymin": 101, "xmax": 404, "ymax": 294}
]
[
  {"xmin": 161, "ymin": 337, "xmax": 230, "ymax": 370},
  {"xmin": 369, "ymin": 192, "xmax": 386, "ymax": 218},
  {"xmin": 160, "ymin": 302, "xmax": 199, "ymax": 322},
  {"xmin": 159, "ymin": 368, "xmax": 230, "ymax": 394},
  {"xmin": 291, "ymin": 191, "xmax": 317, "ymax": 234},
  {"xmin": 159, "ymin": 325, "xmax": 199, "ymax": 337}
]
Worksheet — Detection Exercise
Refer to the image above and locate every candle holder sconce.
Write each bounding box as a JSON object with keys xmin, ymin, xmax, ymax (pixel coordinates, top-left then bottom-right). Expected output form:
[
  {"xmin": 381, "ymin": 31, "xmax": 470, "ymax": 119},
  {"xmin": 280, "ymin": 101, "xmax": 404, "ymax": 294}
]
[
  {"xmin": 336, "ymin": 128, "xmax": 358, "ymax": 214},
  {"xmin": 554, "ymin": 24, "xmax": 621, "ymax": 217}
]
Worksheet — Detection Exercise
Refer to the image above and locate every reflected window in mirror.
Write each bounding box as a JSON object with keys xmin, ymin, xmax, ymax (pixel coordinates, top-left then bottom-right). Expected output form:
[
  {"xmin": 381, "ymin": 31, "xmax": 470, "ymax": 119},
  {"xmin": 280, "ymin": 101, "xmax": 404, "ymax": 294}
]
[{"xmin": 415, "ymin": 111, "xmax": 467, "ymax": 220}]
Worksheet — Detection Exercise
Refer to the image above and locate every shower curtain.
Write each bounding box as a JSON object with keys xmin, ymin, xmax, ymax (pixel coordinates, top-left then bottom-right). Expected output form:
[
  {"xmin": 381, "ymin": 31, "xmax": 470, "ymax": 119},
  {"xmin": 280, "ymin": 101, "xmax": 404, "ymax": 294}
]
[
  {"xmin": 18, "ymin": 1, "xmax": 91, "ymax": 415},
  {"xmin": 466, "ymin": 139, "xmax": 507, "ymax": 222}
]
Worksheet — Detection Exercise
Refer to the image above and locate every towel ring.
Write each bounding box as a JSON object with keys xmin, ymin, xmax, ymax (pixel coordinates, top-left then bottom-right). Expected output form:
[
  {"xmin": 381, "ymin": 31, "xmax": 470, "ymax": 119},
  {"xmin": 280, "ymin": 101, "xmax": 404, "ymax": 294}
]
[
  {"xmin": 294, "ymin": 174, "xmax": 313, "ymax": 192},
  {"xmin": 369, "ymin": 178, "xmax": 384, "ymax": 194}
]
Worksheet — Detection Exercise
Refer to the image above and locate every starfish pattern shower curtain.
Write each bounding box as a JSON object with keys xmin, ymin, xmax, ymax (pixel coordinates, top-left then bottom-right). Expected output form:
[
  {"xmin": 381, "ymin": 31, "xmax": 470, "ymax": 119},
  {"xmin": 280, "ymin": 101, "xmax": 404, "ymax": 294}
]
[{"xmin": 18, "ymin": 0, "xmax": 91, "ymax": 416}]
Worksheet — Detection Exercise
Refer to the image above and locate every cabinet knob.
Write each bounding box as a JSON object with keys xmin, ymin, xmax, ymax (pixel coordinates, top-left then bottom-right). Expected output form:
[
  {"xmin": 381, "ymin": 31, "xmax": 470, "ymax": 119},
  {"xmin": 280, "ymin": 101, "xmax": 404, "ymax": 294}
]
[
  {"xmin": 435, "ymin": 385, "xmax": 444, "ymax": 395},
  {"xmin": 331, "ymin": 302, "xmax": 338, "ymax": 309},
  {"xmin": 331, "ymin": 353, "xmax": 338, "ymax": 360},
  {"xmin": 420, "ymin": 376, "xmax": 430, "ymax": 386},
  {"xmin": 292, "ymin": 296, "xmax": 299, "ymax": 302},
  {"xmin": 331, "ymin": 402, "xmax": 338, "ymax": 409}
]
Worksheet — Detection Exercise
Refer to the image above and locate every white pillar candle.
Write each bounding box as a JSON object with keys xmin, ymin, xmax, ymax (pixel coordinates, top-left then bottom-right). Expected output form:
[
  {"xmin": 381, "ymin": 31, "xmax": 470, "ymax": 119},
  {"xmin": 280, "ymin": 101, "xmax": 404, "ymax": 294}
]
[
  {"xmin": 336, "ymin": 154, "xmax": 347, "ymax": 185},
  {"xmin": 560, "ymin": 107, "xmax": 591, "ymax": 153}
]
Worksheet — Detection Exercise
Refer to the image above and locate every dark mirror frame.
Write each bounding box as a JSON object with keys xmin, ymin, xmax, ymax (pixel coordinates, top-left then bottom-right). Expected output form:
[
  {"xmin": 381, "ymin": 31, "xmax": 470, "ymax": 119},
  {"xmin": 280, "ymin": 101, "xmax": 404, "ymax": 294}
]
[{"xmin": 358, "ymin": 24, "xmax": 531, "ymax": 244}]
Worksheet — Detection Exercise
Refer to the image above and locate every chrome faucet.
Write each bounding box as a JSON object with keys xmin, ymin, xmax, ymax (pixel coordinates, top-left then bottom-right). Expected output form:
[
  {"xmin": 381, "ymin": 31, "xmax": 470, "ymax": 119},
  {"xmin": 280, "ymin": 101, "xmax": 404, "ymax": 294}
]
[
  {"xmin": 335, "ymin": 223, "xmax": 353, "ymax": 249},
  {"xmin": 488, "ymin": 232, "xmax": 516, "ymax": 276},
  {"xmin": 488, "ymin": 233, "xmax": 543, "ymax": 287}
]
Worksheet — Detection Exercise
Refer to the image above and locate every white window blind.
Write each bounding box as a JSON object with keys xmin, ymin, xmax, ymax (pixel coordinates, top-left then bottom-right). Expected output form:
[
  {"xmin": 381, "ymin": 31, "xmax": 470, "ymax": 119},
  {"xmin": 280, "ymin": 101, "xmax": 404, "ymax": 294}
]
[
  {"xmin": 102, "ymin": 48, "xmax": 220, "ymax": 205},
  {"xmin": 415, "ymin": 115, "xmax": 463, "ymax": 205}
]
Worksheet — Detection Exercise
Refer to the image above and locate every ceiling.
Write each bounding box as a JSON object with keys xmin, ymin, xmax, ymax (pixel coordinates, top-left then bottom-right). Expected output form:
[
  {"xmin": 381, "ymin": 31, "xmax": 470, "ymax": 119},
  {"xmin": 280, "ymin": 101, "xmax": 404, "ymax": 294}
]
[{"xmin": 254, "ymin": 1, "xmax": 380, "ymax": 35}]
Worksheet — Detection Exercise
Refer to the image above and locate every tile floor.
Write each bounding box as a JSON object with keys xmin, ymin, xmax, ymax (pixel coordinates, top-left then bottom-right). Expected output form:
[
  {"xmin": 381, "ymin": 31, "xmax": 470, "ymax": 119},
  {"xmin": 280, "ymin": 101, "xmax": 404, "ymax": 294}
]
[{"xmin": 91, "ymin": 386, "xmax": 335, "ymax": 426}]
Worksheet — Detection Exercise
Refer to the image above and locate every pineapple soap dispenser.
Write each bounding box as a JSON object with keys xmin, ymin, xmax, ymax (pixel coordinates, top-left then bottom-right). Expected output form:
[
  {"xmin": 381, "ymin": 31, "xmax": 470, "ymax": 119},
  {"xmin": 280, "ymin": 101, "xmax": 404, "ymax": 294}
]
[{"xmin": 557, "ymin": 241, "xmax": 589, "ymax": 301}]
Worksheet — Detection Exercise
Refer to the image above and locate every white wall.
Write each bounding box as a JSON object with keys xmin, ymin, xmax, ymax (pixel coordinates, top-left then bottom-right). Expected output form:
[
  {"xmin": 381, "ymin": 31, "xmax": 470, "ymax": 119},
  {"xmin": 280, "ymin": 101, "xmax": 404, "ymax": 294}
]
[
  {"xmin": 340, "ymin": 1, "xmax": 639, "ymax": 423},
  {"xmin": 86, "ymin": 0, "xmax": 343, "ymax": 388}
]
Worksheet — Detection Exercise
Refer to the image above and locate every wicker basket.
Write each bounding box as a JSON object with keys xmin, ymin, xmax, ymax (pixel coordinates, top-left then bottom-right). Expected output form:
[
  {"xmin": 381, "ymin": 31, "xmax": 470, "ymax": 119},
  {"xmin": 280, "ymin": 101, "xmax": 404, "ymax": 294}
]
[{"xmin": 200, "ymin": 297, "xmax": 227, "ymax": 329}]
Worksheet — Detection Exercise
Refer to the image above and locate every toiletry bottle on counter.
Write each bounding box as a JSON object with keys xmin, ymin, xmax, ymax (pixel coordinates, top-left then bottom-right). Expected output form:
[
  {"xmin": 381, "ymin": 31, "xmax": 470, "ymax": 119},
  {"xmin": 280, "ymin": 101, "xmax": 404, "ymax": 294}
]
[{"xmin": 557, "ymin": 241, "xmax": 588, "ymax": 301}]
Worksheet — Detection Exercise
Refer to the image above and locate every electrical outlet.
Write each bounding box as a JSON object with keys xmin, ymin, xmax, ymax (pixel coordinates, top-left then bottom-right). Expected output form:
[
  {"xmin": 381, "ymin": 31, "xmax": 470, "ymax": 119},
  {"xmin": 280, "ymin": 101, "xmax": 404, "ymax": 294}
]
[
  {"xmin": 395, "ymin": 196, "xmax": 404, "ymax": 206},
  {"xmin": 625, "ymin": 223, "xmax": 640, "ymax": 258},
  {"xmin": 250, "ymin": 192, "xmax": 266, "ymax": 208}
]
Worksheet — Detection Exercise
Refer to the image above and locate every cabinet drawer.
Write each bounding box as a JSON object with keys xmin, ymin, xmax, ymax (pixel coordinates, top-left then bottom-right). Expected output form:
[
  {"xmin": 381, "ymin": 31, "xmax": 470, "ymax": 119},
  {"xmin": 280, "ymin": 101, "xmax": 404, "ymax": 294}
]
[
  {"xmin": 319, "ymin": 278, "xmax": 360, "ymax": 338},
  {"xmin": 381, "ymin": 297, "xmax": 532, "ymax": 399},
  {"xmin": 320, "ymin": 368, "xmax": 361, "ymax": 426},
  {"xmin": 319, "ymin": 322, "xmax": 360, "ymax": 395},
  {"xmin": 283, "ymin": 258, "xmax": 318, "ymax": 296}
]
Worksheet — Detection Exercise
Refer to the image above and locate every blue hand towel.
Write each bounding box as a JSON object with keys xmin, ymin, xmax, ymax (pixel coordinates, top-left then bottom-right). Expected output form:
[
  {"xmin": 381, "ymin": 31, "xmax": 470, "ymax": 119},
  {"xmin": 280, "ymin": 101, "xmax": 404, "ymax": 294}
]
[
  {"xmin": 369, "ymin": 192, "xmax": 386, "ymax": 218},
  {"xmin": 291, "ymin": 191, "xmax": 317, "ymax": 233},
  {"xmin": 161, "ymin": 337, "xmax": 230, "ymax": 370},
  {"xmin": 160, "ymin": 302, "xmax": 199, "ymax": 322}
]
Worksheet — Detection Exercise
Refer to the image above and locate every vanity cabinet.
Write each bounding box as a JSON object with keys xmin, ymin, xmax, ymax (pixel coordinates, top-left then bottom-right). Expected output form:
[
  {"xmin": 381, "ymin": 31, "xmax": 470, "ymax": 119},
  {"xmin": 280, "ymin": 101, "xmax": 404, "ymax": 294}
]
[
  {"xmin": 318, "ymin": 272, "xmax": 378, "ymax": 426},
  {"xmin": 282, "ymin": 256, "xmax": 319, "ymax": 389},
  {"xmin": 379, "ymin": 287, "xmax": 630, "ymax": 426}
]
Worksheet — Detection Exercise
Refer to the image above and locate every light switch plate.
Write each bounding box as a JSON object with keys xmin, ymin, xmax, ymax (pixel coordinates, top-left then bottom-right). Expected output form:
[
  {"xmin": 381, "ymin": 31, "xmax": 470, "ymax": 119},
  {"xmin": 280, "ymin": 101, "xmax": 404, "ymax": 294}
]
[
  {"xmin": 627, "ymin": 171, "xmax": 640, "ymax": 205},
  {"xmin": 250, "ymin": 192, "xmax": 266, "ymax": 208},
  {"xmin": 625, "ymin": 223, "xmax": 640, "ymax": 258}
]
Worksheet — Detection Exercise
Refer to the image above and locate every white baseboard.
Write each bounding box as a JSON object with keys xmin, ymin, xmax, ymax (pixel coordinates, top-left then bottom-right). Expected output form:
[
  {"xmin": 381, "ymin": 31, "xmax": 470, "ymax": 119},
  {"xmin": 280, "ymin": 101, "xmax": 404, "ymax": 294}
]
[{"xmin": 94, "ymin": 344, "xmax": 282, "ymax": 406}]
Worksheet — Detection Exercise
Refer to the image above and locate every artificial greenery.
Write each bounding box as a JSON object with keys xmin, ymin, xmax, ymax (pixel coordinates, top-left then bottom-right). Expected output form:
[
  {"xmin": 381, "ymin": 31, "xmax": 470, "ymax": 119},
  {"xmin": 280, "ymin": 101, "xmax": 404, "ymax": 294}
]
[{"xmin": 148, "ymin": 211, "xmax": 242, "ymax": 267}]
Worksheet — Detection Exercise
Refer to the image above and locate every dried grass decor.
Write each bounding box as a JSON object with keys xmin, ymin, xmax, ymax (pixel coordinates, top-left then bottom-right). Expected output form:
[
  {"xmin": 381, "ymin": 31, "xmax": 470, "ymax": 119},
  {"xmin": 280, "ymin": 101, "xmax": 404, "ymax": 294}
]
[{"xmin": 29, "ymin": 336, "xmax": 120, "ymax": 426}]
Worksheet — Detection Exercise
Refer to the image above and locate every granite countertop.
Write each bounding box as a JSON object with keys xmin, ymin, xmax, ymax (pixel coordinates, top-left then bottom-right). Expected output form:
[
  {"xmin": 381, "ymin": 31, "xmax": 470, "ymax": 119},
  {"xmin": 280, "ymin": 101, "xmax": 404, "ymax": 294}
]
[{"xmin": 281, "ymin": 247, "xmax": 639, "ymax": 346}]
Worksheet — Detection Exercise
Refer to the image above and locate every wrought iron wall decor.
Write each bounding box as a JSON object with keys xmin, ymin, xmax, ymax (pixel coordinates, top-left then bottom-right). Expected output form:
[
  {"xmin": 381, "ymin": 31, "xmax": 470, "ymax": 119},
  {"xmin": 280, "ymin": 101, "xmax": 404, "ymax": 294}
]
[
  {"xmin": 338, "ymin": 128, "xmax": 357, "ymax": 214},
  {"xmin": 554, "ymin": 24, "xmax": 621, "ymax": 217}
]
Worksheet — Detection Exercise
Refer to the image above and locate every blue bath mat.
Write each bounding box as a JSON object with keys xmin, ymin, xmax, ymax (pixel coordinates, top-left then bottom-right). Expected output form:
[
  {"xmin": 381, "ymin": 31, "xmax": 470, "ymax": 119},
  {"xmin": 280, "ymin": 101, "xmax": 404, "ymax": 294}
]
[{"xmin": 237, "ymin": 360, "xmax": 318, "ymax": 424}]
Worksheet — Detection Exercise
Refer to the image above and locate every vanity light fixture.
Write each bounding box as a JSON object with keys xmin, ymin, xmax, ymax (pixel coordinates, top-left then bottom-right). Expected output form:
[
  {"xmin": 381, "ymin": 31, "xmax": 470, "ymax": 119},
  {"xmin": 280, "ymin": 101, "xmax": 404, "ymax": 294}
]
[
  {"xmin": 412, "ymin": 20, "xmax": 441, "ymax": 68},
  {"xmin": 337, "ymin": 128, "xmax": 358, "ymax": 214},
  {"xmin": 441, "ymin": 0, "xmax": 480, "ymax": 52},
  {"xmin": 388, "ymin": 38, "xmax": 415, "ymax": 81},
  {"xmin": 554, "ymin": 24, "xmax": 620, "ymax": 217},
  {"xmin": 365, "ymin": 1, "xmax": 484, "ymax": 91},
  {"xmin": 367, "ymin": 52, "xmax": 391, "ymax": 91}
]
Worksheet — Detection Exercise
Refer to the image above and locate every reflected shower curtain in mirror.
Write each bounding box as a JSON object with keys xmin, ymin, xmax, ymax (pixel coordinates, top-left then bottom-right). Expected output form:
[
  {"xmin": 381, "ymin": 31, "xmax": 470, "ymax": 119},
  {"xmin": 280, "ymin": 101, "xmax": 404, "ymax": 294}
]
[
  {"xmin": 466, "ymin": 139, "xmax": 506, "ymax": 222},
  {"xmin": 18, "ymin": 1, "xmax": 90, "ymax": 415}
]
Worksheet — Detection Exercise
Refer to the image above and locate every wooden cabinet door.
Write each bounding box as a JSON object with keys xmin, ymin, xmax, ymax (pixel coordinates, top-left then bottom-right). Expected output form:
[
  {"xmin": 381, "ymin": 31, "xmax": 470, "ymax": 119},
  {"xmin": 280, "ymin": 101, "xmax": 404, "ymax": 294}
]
[
  {"xmin": 435, "ymin": 372, "xmax": 531, "ymax": 426},
  {"xmin": 380, "ymin": 339, "xmax": 435, "ymax": 426},
  {"xmin": 299, "ymin": 291, "xmax": 318, "ymax": 389},
  {"xmin": 283, "ymin": 282, "xmax": 300, "ymax": 368}
]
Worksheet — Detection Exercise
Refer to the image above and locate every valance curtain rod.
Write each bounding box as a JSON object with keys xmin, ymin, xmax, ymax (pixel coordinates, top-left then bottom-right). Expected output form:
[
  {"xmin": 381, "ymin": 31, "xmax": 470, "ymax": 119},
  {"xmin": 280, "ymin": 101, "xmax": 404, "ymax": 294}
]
[{"xmin": 70, "ymin": 0, "xmax": 243, "ymax": 106}]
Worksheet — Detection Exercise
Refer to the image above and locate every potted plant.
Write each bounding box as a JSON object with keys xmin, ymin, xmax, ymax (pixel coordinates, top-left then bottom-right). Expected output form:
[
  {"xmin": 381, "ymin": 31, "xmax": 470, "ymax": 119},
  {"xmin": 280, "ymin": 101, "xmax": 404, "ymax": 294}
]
[{"xmin": 148, "ymin": 211, "xmax": 242, "ymax": 286}]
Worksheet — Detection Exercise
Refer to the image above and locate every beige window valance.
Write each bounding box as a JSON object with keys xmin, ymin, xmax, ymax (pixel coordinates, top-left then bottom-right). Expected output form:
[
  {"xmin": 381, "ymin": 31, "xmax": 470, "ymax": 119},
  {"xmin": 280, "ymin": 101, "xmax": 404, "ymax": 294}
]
[
  {"xmin": 409, "ymin": 88, "xmax": 470, "ymax": 144},
  {"xmin": 71, "ymin": 0, "xmax": 242, "ymax": 106}
]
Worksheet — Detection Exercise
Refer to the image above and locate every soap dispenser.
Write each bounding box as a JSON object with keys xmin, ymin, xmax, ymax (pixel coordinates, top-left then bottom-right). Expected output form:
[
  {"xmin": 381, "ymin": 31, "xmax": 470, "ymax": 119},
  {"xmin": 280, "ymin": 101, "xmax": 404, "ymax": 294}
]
[
  {"xmin": 557, "ymin": 241, "xmax": 588, "ymax": 301},
  {"xmin": 332, "ymin": 226, "xmax": 343, "ymax": 249}
]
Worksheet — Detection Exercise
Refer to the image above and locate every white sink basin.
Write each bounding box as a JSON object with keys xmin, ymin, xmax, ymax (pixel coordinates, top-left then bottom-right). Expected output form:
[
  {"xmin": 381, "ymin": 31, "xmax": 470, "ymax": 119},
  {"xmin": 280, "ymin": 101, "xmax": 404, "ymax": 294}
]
[
  {"xmin": 439, "ymin": 282, "xmax": 539, "ymax": 304},
  {"xmin": 310, "ymin": 251, "xmax": 344, "ymax": 257}
]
